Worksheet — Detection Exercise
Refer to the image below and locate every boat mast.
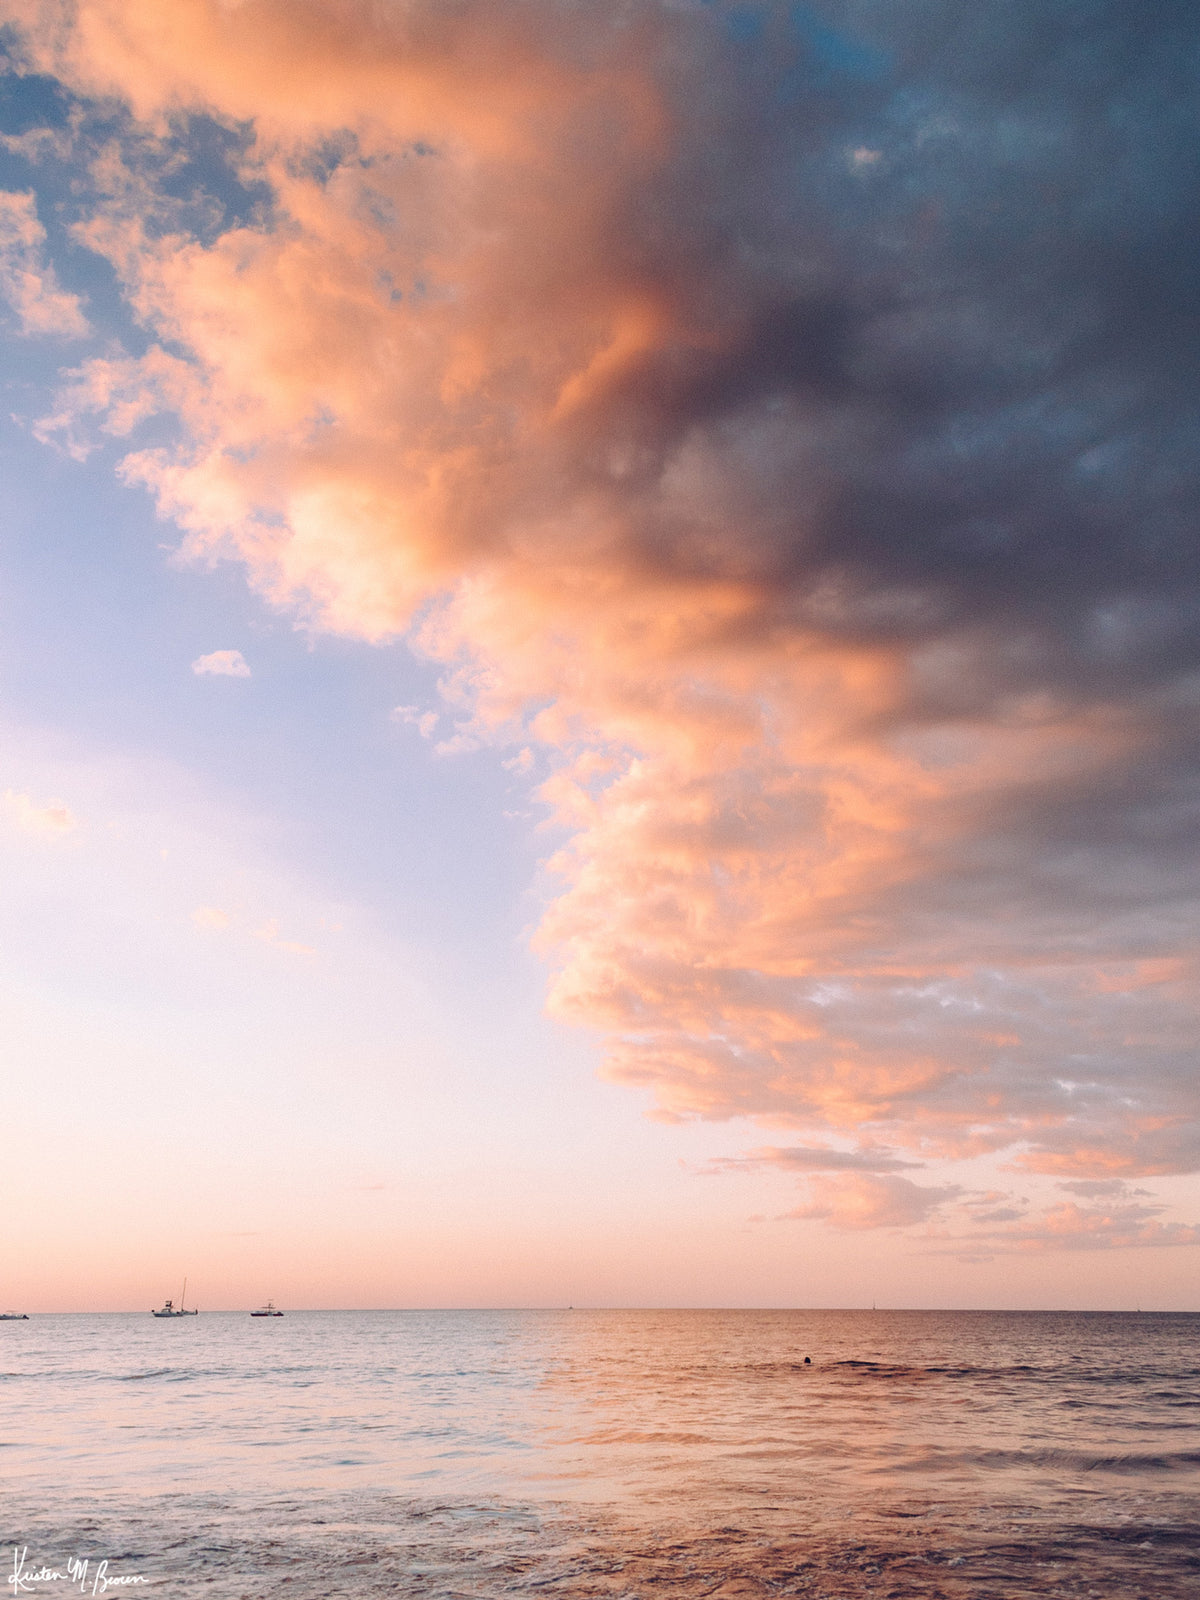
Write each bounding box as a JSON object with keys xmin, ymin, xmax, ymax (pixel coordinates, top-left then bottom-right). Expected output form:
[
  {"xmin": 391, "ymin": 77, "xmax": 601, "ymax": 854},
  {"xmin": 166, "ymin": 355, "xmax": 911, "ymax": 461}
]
[{"xmin": 181, "ymin": 1278, "xmax": 187, "ymax": 1312}]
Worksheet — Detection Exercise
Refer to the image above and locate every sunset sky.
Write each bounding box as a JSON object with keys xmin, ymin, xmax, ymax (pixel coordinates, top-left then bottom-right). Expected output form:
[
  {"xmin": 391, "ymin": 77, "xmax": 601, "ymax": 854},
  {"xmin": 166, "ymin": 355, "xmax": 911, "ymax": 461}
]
[{"xmin": 2, "ymin": 0, "xmax": 1199, "ymax": 1310}]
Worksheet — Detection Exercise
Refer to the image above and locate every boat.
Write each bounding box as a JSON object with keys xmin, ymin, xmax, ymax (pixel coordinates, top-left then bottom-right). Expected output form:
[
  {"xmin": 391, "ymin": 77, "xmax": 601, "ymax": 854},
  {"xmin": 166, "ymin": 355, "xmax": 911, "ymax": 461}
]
[
  {"xmin": 152, "ymin": 1279, "xmax": 198, "ymax": 1318},
  {"xmin": 250, "ymin": 1301, "xmax": 283, "ymax": 1317},
  {"xmin": 0, "ymin": 1312, "xmax": 29, "ymax": 1321}
]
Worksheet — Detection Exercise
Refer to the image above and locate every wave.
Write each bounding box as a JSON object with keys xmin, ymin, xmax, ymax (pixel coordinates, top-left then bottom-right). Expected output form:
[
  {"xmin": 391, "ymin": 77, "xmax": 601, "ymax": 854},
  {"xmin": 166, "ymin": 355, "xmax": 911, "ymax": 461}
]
[
  {"xmin": 109, "ymin": 1362, "xmax": 328, "ymax": 1383},
  {"xmin": 892, "ymin": 1446, "xmax": 1200, "ymax": 1476},
  {"xmin": 827, "ymin": 1359, "xmax": 1200, "ymax": 1386},
  {"xmin": 8, "ymin": 1485, "xmax": 1200, "ymax": 1600}
]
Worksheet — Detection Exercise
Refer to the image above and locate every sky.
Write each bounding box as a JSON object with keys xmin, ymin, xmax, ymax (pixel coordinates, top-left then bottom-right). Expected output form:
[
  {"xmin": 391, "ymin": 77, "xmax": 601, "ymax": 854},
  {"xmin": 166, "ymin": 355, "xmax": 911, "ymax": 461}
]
[{"xmin": 1, "ymin": 0, "xmax": 1199, "ymax": 1311}]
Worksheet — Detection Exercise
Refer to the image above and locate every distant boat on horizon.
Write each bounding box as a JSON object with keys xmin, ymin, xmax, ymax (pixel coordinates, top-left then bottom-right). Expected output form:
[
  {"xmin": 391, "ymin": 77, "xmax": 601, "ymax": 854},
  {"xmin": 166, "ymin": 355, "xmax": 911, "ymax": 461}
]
[
  {"xmin": 250, "ymin": 1301, "xmax": 284, "ymax": 1317},
  {"xmin": 152, "ymin": 1279, "xmax": 198, "ymax": 1318},
  {"xmin": 0, "ymin": 1311, "xmax": 29, "ymax": 1320}
]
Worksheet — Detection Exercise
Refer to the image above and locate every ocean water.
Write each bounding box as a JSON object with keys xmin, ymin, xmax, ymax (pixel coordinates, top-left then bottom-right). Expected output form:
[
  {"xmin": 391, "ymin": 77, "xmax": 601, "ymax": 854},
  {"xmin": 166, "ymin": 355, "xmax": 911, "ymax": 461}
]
[{"xmin": 2, "ymin": 1309, "xmax": 1198, "ymax": 1596}]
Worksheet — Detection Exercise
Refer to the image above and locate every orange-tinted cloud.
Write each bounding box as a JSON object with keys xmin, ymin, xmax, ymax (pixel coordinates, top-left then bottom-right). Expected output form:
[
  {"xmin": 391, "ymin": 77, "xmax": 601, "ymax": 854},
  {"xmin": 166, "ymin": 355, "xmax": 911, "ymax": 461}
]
[
  {"xmin": 2, "ymin": 787, "xmax": 78, "ymax": 836},
  {"xmin": 10, "ymin": 0, "xmax": 1200, "ymax": 1188},
  {"xmin": 782, "ymin": 1173, "xmax": 960, "ymax": 1231},
  {"xmin": 943, "ymin": 1182, "xmax": 1200, "ymax": 1254},
  {"xmin": 0, "ymin": 187, "xmax": 87, "ymax": 334}
]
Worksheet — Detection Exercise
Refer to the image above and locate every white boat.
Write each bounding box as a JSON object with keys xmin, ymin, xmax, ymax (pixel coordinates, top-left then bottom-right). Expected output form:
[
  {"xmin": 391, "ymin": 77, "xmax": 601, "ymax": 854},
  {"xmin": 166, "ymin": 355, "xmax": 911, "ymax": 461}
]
[
  {"xmin": 250, "ymin": 1301, "xmax": 283, "ymax": 1317},
  {"xmin": 152, "ymin": 1279, "xmax": 198, "ymax": 1318}
]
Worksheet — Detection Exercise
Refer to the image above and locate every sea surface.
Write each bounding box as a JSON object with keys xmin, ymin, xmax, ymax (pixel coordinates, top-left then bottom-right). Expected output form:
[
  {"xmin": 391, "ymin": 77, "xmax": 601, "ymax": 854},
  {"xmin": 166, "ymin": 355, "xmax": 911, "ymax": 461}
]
[{"xmin": 2, "ymin": 1309, "xmax": 1198, "ymax": 1597}]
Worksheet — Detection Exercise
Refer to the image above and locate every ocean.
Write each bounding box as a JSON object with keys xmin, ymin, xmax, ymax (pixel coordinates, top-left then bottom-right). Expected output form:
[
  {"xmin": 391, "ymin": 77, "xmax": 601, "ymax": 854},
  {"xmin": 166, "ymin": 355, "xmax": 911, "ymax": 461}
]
[{"xmin": 2, "ymin": 1309, "xmax": 1197, "ymax": 1597}]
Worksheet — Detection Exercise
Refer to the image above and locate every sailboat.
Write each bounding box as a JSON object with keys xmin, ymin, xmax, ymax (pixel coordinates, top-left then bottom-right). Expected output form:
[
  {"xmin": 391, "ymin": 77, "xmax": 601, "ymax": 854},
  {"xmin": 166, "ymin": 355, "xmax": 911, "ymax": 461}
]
[
  {"xmin": 250, "ymin": 1301, "xmax": 283, "ymax": 1317},
  {"xmin": 152, "ymin": 1279, "xmax": 198, "ymax": 1317}
]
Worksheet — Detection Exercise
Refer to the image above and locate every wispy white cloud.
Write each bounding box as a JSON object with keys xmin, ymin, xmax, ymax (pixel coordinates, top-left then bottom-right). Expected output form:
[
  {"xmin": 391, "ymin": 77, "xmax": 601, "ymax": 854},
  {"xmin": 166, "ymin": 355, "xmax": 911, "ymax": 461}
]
[
  {"xmin": 194, "ymin": 904, "xmax": 320, "ymax": 956},
  {"xmin": 254, "ymin": 918, "xmax": 316, "ymax": 957},
  {"xmin": 434, "ymin": 731, "xmax": 483, "ymax": 756},
  {"xmin": 192, "ymin": 649, "xmax": 250, "ymax": 678},
  {"xmin": 391, "ymin": 704, "xmax": 438, "ymax": 738},
  {"xmin": 192, "ymin": 905, "xmax": 231, "ymax": 931}
]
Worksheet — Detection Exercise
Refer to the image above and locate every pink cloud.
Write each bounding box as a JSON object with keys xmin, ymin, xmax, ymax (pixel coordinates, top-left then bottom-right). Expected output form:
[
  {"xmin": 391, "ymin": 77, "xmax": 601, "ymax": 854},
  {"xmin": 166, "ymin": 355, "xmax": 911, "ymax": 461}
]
[
  {"xmin": 782, "ymin": 1173, "xmax": 960, "ymax": 1231},
  {"xmin": 0, "ymin": 189, "xmax": 88, "ymax": 337},
  {"xmin": 934, "ymin": 1184, "xmax": 1200, "ymax": 1255},
  {"xmin": 11, "ymin": 0, "xmax": 1200, "ymax": 1191},
  {"xmin": 1015, "ymin": 1201, "xmax": 1200, "ymax": 1251}
]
